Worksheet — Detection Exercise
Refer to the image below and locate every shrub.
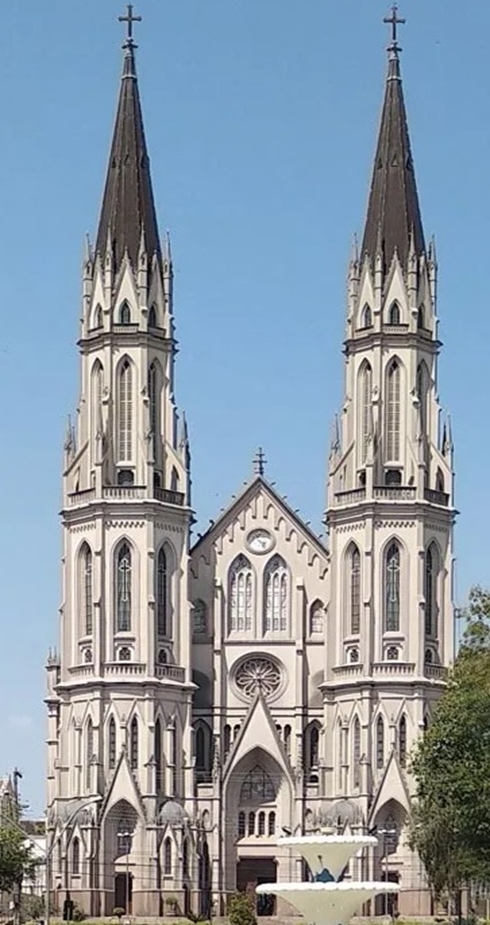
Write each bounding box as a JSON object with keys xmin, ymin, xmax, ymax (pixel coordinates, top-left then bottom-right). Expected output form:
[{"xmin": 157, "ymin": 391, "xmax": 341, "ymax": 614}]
[{"xmin": 228, "ymin": 892, "xmax": 257, "ymax": 925}]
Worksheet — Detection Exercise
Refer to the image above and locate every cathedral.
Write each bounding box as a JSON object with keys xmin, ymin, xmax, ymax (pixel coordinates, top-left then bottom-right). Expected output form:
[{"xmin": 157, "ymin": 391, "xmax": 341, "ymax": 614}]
[{"xmin": 45, "ymin": 6, "xmax": 456, "ymax": 919}]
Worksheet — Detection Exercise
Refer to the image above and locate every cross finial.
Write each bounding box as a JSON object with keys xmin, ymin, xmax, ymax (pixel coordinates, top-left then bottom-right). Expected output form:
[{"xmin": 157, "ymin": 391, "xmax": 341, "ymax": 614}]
[
  {"xmin": 118, "ymin": 4, "xmax": 142, "ymax": 48},
  {"xmin": 383, "ymin": 4, "xmax": 406, "ymax": 54},
  {"xmin": 253, "ymin": 447, "xmax": 267, "ymax": 478}
]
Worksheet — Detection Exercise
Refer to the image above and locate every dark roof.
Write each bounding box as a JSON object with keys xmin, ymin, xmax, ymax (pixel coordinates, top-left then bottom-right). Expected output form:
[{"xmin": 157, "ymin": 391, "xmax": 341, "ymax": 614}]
[
  {"xmin": 361, "ymin": 49, "xmax": 425, "ymax": 271},
  {"xmin": 95, "ymin": 43, "xmax": 161, "ymax": 270}
]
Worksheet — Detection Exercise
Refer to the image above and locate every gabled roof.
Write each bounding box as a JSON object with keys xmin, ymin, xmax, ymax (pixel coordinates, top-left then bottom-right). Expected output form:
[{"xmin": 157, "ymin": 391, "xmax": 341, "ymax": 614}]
[
  {"xmin": 361, "ymin": 43, "xmax": 425, "ymax": 272},
  {"xmin": 191, "ymin": 475, "xmax": 327, "ymax": 562},
  {"xmin": 95, "ymin": 42, "xmax": 161, "ymax": 272},
  {"xmin": 368, "ymin": 746, "xmax": 411, "ymax": 824},
  {"xmin": 100, "ymin": 746, "xmax": 145, "ymax": 822},
  {"xmin": 223, "ymin": 691, "xmax": 294, "ymax": 791}
]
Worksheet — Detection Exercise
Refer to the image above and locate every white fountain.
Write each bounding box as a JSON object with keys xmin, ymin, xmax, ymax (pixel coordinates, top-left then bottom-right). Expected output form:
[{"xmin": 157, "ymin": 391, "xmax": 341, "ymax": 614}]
[{"xmin": 256, "ymin": 834, "xmax": 398, "ymax": 924}]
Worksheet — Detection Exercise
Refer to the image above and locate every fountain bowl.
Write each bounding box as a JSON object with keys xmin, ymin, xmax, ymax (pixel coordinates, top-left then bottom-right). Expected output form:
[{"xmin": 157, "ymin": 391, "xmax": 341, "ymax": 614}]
[
  {"xmin": 277, "ymin": 835, "xmax": 378, "ymax": 880},
  {"xmin": 256, "ymin": 881, "xmax": 398, "ymax": 925}
]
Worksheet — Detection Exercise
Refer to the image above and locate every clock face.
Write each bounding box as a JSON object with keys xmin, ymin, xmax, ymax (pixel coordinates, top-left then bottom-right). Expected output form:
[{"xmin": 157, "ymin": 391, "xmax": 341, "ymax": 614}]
[{"xmin": 247, "ymin": 529, "xmax": 274, "ymax": 554}]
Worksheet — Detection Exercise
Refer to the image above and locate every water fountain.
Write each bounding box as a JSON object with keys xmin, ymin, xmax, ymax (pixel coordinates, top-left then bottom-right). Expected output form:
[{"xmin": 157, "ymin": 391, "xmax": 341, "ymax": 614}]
[{"xmin": 256, "ymin": 834, "xmax": 398, "ymax": 923}]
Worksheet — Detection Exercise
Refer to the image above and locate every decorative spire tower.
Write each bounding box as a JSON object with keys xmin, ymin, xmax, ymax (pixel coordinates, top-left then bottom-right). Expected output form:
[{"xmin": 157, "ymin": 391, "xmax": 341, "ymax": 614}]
[
  {"xmin": 46, "ymin": 9, "xmax": 194, "ymax": 916},
  {"xmin": 323, "ymin": 6, "xmax": 456, "ymax": 883}
]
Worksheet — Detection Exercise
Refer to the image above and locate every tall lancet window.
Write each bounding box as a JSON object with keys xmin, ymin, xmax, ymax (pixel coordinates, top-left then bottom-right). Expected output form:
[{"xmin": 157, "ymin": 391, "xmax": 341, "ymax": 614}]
[
  {"xmin": 229, "ymin": 555, "xmax": 253, "ymax": 633},
  {"xmin": 263, "ymin": 555, "xmax": 289, "ymax": 633},
  {"xmin": 386, "ymin": 359, "xmax": 401, "ymax": 461},
  {"xmin": 155, "ymin": 718, "xmax": 163, "ymax": 791},
  {"xmin": 130, "ymin": 716, "xmax": 138, "ymax": 769},
  {"xmin": 118, "ymin": 359, "xmax": 133, "ymax": 461},
  {"xmin": 80, "ymin": 543, "xmax": 93, "ymax": 636},
  {"xmin": 108, "ymin": 717, "xmax": 116, "ymax": 770},
  {"xmin": 156, "ymin": 546, "xmax": 171, "ymax": 637},
  {"xmin": 353, "ymin": 717, "xmax": 361, "ymax": 788},
  {"xmin": 116, "ymin": 543, "xmax": 132, "ymax": 632},
  {"xmin": 416, "ymin": 362, "xmax": 429, "ymax": 435},
  {"xmin": 359, "ymin": 362, "xmax": 372, "ymax": 464},
  {"xmin": 425, "ymin": 542, "xmax": 438, "ymax": 637},
  {"xmin": 384, "ymin": 542, "xmax": 401, "ymax": 632},
  {"xmin": 349, "ymin": 544, "xmax": 361, "ymax": 635},
  {"xmin": 376, "ymin": 716, "xmax": 385, "ymax": 769},
  {"xmin": 148, "ymin": 362, "xmax": 159, "ymax": 458},
  {"xmin": 86, "ymin": 718, "xmax": 93, "ymax": 790},
  {"xmin": 91, "ymin": 360, "xmax": 103, "ymax": 445}
]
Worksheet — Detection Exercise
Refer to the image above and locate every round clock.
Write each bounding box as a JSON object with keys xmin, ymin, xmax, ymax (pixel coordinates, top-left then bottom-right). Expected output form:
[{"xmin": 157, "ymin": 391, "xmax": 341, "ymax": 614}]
[{"xmin": 247, "ymin": 529, "xmax": 274, "ymax": 554}]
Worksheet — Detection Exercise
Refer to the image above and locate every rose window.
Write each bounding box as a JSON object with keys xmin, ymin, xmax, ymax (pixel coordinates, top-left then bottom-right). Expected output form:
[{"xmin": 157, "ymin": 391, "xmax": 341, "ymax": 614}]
[{"xmin": 234, "ymin": 656, "xmax": 282, "ymax": 700}]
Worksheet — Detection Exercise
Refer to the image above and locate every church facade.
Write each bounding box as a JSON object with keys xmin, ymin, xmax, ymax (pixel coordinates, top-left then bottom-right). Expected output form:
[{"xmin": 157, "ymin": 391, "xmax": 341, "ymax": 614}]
[{"xmin": 45, "ymin": 9, "xmax": 456, "ymax": 919}]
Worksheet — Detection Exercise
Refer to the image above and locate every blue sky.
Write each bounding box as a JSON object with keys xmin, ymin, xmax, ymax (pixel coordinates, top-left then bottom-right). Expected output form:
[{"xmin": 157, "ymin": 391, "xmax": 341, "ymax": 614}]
[{"xmin": 1, "ymin": 0, "xmax": 489, "ymax": 814}]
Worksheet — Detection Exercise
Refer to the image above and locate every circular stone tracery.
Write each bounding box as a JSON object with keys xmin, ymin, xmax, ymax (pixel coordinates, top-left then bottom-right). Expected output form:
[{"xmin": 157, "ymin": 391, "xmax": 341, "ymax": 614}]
[{"xmin": 234, "ymin": 656, "xmax": 283, "ymax": 701}]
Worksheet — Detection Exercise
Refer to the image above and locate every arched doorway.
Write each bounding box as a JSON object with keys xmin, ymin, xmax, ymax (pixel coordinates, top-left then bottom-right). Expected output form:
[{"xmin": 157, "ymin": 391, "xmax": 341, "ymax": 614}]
[
  {"xmin": 373, "ymin": 800, "xmax": 406, "ymax": 915},
  {"xmin": 103, "ymin": 799, "xmax": 139, "ymax": 915}
]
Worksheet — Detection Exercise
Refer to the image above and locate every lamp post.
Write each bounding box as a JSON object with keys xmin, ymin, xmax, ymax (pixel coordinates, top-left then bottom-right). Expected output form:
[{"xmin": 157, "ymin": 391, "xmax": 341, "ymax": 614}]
[{"xmin": 117, "ymin": 830, "xmax": 131, "ymax": 916}]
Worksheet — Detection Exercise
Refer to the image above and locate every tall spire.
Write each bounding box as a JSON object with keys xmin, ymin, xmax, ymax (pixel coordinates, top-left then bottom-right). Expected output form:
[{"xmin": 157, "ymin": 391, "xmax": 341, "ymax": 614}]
[
  {"xmin": 95, "ymin": 6, "xmax": 161, "ymax": 271},
  {"xmin": 361, "ymin": 6, "xmax": 425, "ymax": 271}
]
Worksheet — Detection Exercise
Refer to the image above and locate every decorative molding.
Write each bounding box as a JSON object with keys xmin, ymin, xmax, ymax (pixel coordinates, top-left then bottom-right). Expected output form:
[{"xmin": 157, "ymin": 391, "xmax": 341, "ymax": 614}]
[
  {"xmin": 106, "ymin": 521, "xmax": 146, "ymax": 530},
  {"xmin": 374, "ymin": 520, "xmax": 417, "ymax": 530}
]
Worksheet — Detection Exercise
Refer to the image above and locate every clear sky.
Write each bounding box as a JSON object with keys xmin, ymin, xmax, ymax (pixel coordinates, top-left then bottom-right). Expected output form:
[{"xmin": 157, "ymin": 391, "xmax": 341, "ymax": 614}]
[{"xmin": 1, "ymin": 0, "xmax": 489, "ymax": 814}]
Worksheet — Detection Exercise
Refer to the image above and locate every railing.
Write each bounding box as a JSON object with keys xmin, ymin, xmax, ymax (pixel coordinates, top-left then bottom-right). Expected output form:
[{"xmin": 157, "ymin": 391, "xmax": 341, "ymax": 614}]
[
  {"xmin": 424, "ymin": 488, "xmax": 449, "ymax": 507},
  {"xmin": 155, "ymin": 664, "xmax": 185, "ymax": 682},
  {"xmin": 105, "ymin": 662, "xmax": 147, "ymax": 676},
  {"xmin": 374, "ymin": 486, "xmax": 416, "ymax": 501},
  {"xmin": 112, "ymin": 324, "xmax": 139, "ymax": 334},
  {"xmin": 68, "ymin": 665, "xmax": 94, "ymax": 678},
  {"xmin": 67, "ymin": 489, "xmax": 96, "ymax": 506},
  {"xmin": 384, "ymin": 323, "xmax": 410, "ymax": 334},
  {"xmin": 332, "ymin": 664, "xmax": 364, "ymax": 678},
  {"xmin": 67, "ymin": 486, "xmax": 186, "ymax": 505},
  {"xmin": 335, "ymin": 488, "xmax": 366, "ymax": 505},
  {"xmin": 372, "ymin": 661, "xmax": 415, "ymax": 676},
  {"xmin": 418, "ymin": 327, "xmax": 433, "ymax": 339},
  {"xmin": 102, "ymin": 486, "xmax": 146, "ymax": 501},
  {"xmin": 424, "ymin": 664, "xmax": 446, "ymax": 680},
  {"xmin": 154, "ymin": 487, "xmax": 185, "ymax": 506}
]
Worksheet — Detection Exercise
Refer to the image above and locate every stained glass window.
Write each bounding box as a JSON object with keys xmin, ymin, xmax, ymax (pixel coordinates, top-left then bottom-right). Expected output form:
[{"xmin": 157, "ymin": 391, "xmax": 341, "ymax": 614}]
[
  {"xmin": 385, "ymin": 543, "xmax": 400, "ymax": 632},
  {"xmin": 264, "ymin": 555, "xmax": 289, "ymax": 633},
  {"xmin": 116, "ymin": 543, "xmax": 132, "ymax": 632},
  {"xmin": 229, "ymin": 555, "xmax": 253, "ymax": 632}
]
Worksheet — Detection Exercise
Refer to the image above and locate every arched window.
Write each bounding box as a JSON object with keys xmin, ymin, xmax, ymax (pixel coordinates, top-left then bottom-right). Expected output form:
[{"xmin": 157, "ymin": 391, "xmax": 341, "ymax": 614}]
[
  {"xmin": 258, "ymin": 811, "xmax": 266, "ymax": 836},
  {"xmin": 240, "ymin": 766, "xmax": 275, "ymax": 803},
  {"xmin": 130, "ymin": 716, "xmax": 138, "ymax": 770},
  {"xmin": 72, "ymin": 837, "xmax": 80, "ymax": 876},
  {"xmin": 80, "ymin": 543, "xmax": 93, "ymax": 636},
  {"xmin": 169, "ymin": 724, "xmax": 177, "ymax": 795},
  {"xmin": 353, "ymin": 717, "xmax": 361, "ymax": 788},
  {"xmin": 91, "ymin": 360, "xmax": 103, "ymax": 445},
  {"xmin": 155, "ymin": 718, "xmax": 162, "ymax": 791},
  {"xmin": 183, "ymin": 838, "xmax": 190, "ymax": 878},
  {"xmin": 386, "ymin": 359, "xmax": 401, "ymax": 460},
  {"xmin": 263, "ymin": 555, "xmax": 289, "ymax": 633},
  {"xmin": 148, "ymin": 362, "xmax": 159, "ymax": 457},
  {"xmin": 238, "ymin": 812, "xmax": 246, "ymax": 838},
  {"xmin": 170, "ymin": 468, "xmax": 179, "ymax": 491},
  {"xmin": 385, "ymin": 542, "xmax": 401, "ymax": 632},
  {"xmin": 376, "ymin": 716, "xmax": 385, "ymax": 769},
  {"xmin": 389, "ymin": 301, "xmax": 401, "ymax": 325},
  {"xmin": 417, "ymin": 362, "xmax": 429, "ymax": 434},
  {"xmin": 119, "ymin": 646, "xmax": 131, "ymax": 661},
  {"xmin": 196, "ymin": 726, "xmax": 206, "ymax": 770},
  {"xmin": 349, "ymin": 544, "xmax": 361, "ymax": 634},
  {"xmin": 268, "ymin": 811, "xmax": 276, "ymax": 836},
  {"xmin": 436, "ymin": 469, "xmax": 445, "ymax": 494},
  {"xmin": 156, "ymin": 546, "xmax": 171, "ymax": 637},
  {"xmin": 117, "ymin": 359, "xmax": 133, "ymax": 461},
  {"xmin": 284, "ymin": 725, "xmax": 291, "ymax": 757},
  {"xmin": 417, "ymin": 305, "xmax": 425, "ymax": 329},
  {"xmin": 229, "ymin": 555, "xmax": 253, "ymax": 633},
  {"xmin": 399, "ymin": 714, "xmax": 407, "ymax": 767},
  {"xmin": 306, "ymin": 723, "xmax": 320, "ymax": 772},
  {"xmin": 93, "ymin": 303, "xmax": 103, "ymax": 329},
  {"xmin": 86, "ymin": 718, "xmax": 93, "ymax": 789},
  {"xmin": 425, "ymin": 542, "xmax": 438, "ymax": 637},
  {"xmin": 248, "ymin": 812, "xmax": 255, "ymax": 836},
  {"xmin": 224, "ymin": 725, "xmax": 231, "ymax": 757},
  {"xmin": 193, "ymin": 599, "xmax": 207, "ymax": 636},
  {"xmin": 359, "ymin": 362, "xmax": 372, "ymax": 465},
  {"xmin": 361, "ymin": 304, "xmax": 372, "ymax": 328},
  {"xmin": 116, "ymin": 543, "xmax": 132, "ymax": 632},
  {"xmin": 309, "ymin": 600, "xmax": 324, "ymax": 634},
  {"xmin": 164, "ymin": 837, "xmax": 172, "ymax": 875},
  {"xmin": 108, "ymin": 717, "xmax": 116, "ymax": 770},
  {"xmin": 119, "ymin": 301, "xmax": 131, "ymax": 324},
  {"xmin": 148, "ymin": 305, "xmax": 157, "ymax": 328}
]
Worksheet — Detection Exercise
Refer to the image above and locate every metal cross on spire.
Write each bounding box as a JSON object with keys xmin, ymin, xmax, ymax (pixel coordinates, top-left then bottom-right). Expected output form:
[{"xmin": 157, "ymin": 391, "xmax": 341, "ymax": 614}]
[
  {"xmin": 383, "ymin": 4, "xmax": 406, "ymax": 54},
  {"xmin": 253, "ymin": 447, "xmax": 267, "ymax": 478},
  {"xmin": 118, "ymin": 4, "xmax": 142, "ymax": 48}
]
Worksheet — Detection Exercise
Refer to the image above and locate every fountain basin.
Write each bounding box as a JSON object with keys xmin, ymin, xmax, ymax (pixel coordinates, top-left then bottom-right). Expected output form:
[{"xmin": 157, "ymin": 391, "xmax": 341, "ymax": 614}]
[
  {"xmin": 278, "ymin": 835, "xmax": 378, "ymax": 880},
  {"xmin": 256, "ymin": 882, "xmax": 398, "ymax": 924}
]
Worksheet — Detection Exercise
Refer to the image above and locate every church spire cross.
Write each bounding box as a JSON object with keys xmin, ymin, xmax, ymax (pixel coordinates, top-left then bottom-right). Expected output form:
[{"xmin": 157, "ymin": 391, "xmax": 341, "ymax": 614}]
[
  {"xmin": 253, "ymin": 447, "xmax": 267, "ymax": 478},
  {"xmin": 118, "ymin": 4, "xmax": 142, "ymax": 48},
  {"xmin": 383, "ymin": 4, "xmax": 406, "ymax": 55}
]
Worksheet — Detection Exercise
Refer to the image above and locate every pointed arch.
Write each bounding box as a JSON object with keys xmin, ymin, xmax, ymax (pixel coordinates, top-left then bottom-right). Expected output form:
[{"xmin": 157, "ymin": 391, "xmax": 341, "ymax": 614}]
[
  {"xmin": 195, "ymin": 721, "xmax": 212, "ymax": 781},
  {"xmin": 79, "ymin": 542, "xmax": 93, "ymax": 636},
  {"xmin": 376, "ymin": 715, "xmax": 385, "ymax": 769},
  {"xmin": 361, "ymin": 303, "xmax": 372, "ymax": 329},
  {"xmin": 148, "ymin": 359, "xmax": 161, "ymax": 457},
  {"xmin": 228, "ymin": 554, "xmax": 253, "ymax": 633},
  {"xmin": 108, "ymin": 716, "xmax": 116, "ymax": 770},
  {"xmin": 240, "ymin": 766, "xmax": 275, "ymax": 803},
  {"xmin": 337, "ymin": 719, "xmax": 343, "ymax": 789},
  {"xmin": 91, "ymin": 360, "xmax": 104, "ymax": 445},
  {"xmin": 263, "ymin": 554, "xmax": 289, "ymax": 633},
  {"xmin": 155, "ymin": 717, "xmax": 163, "ymax": 791},
  {"xmin": 119, "ymin": 300, "xmax": 131, "ymax": 324},
  {"xmin": 304, "ymin": 721, "xmax": 320, "ymax": 781},
  {"xmin": 148, "ymin": 304, "xmax": 158, "ymax": 328},
  {"xmin": 436, "ymin": 468, "xmax": 445, "ymax": 494},
  {"xmin": 164, "ymin": 836, "xmax": 172, "ymax": 875},
  {"xmin": 156, "ymin": 544, "xmax": 172, "ymax": 638},
  {"xmin": 384, "ymin": 541, "xmax": 401, "ymax": 632},
  {"xmin": 416, "ymin": 361, "xmax": 429, "ymax": 434},
  {"xmin": 115, "ymin": 541, "xmax": 132, "ymax": 632},
  {"xmin": 86, "ymin": 717, "xmax": 93, "ymax": 789},
  {"xmin": 117, "ymin": 357, "xmax": 133, "ymax": 461},
  {"xmin": 399, "ymin": 714, "xmax": 407, "ymax": 767},
  {"xmin": 72, "ymin": 837, "xmax": 80, "ymax": 875},
  {"xmin": 417, "ymin": 304, "xmax": 425, "ymax": 329},
  {"xmin": 358, "ymin": 361, "xmax": 373, "ymax": 465},
  {"xmin": 130, "ymin": 715, "xmax": 138, "ymax": 770},
  {"xmin": 385, "ymin": 358, "xmax": 401, "ymax": 461},
  {"xmin": 425, "ymin": 541, "xmax": 440, "ymax": 637},
  {"xmin": 170, "ymin": 467, "xmax": 179, "ymax": 491},
  {"xmin": 347, "ymin": 543, "xmax": 361, "ymax": 634},
  {"xmin": 309, "ymin": 599, "xmax": 324, "ymax": 634},
  {"xmin": 192, "ymin": 599, "xmax": 207, "ymax": 636},
  {"xmin": 353, "ymin": 716, "xmax": 361, "ymax": 788},
  {"xmin": 93, "ymin": 303, "xmax": 103, "ymax": 330},
  {"xmin": 388, "ymin": 301, "xmax": 401, "ymax": 325}
]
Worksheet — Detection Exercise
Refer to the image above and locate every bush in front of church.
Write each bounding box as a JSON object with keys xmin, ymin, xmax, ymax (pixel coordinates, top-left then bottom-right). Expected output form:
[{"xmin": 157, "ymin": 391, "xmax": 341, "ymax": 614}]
[{"xmin": 228, "ymin": 892, "xmax": 257, "ymax": 925}]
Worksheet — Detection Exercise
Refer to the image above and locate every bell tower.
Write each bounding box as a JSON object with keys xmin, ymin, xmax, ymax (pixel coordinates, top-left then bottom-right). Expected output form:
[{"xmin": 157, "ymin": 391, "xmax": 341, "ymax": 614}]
[{"xmin": 323, "ymin": 6, "xmax": 456, "ymax": 876}]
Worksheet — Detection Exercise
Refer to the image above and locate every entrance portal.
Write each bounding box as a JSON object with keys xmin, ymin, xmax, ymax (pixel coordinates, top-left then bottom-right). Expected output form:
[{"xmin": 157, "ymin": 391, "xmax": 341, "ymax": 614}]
[
  {"xmin": 237, "ymin": 858, "xmax": 276, "ymax": 916},
  {"xmin": 114, "ymin": 872, "xmax": 133, "ymax": 913}
]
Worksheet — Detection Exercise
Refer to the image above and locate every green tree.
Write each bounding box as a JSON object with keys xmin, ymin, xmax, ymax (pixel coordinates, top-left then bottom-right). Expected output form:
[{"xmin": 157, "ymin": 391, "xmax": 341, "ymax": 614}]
[
  {"xmin": 228, "ymin": 893, "xmax": 257, "ymax": 925},
  {"xmin": 409, "ymin": 586, "xmax": 490, "ymax": 898},
  {"xmin": 0, "ymin": 824, "xmax": 38, "ymax": 893}
]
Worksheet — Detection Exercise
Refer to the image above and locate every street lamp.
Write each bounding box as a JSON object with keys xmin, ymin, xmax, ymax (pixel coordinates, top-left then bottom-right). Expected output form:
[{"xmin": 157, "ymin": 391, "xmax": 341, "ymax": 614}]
[
  {"xmin": 117, "ymin": 830, "xmax": 131, "ymax": 916},
  {"xmin": 377, "ymin": 824, "xmax": 397, "ymax": 918}
]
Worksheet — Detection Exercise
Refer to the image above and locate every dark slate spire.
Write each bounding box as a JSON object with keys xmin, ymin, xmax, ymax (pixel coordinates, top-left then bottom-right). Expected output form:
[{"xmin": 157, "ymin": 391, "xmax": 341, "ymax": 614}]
[
  {"xmin": 95, "ymin": 9, "xmax": 161, "ymax": 271},
  {"xmin": 361, "ymin": 6, "xmax": 425, "ymax": 271}
]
